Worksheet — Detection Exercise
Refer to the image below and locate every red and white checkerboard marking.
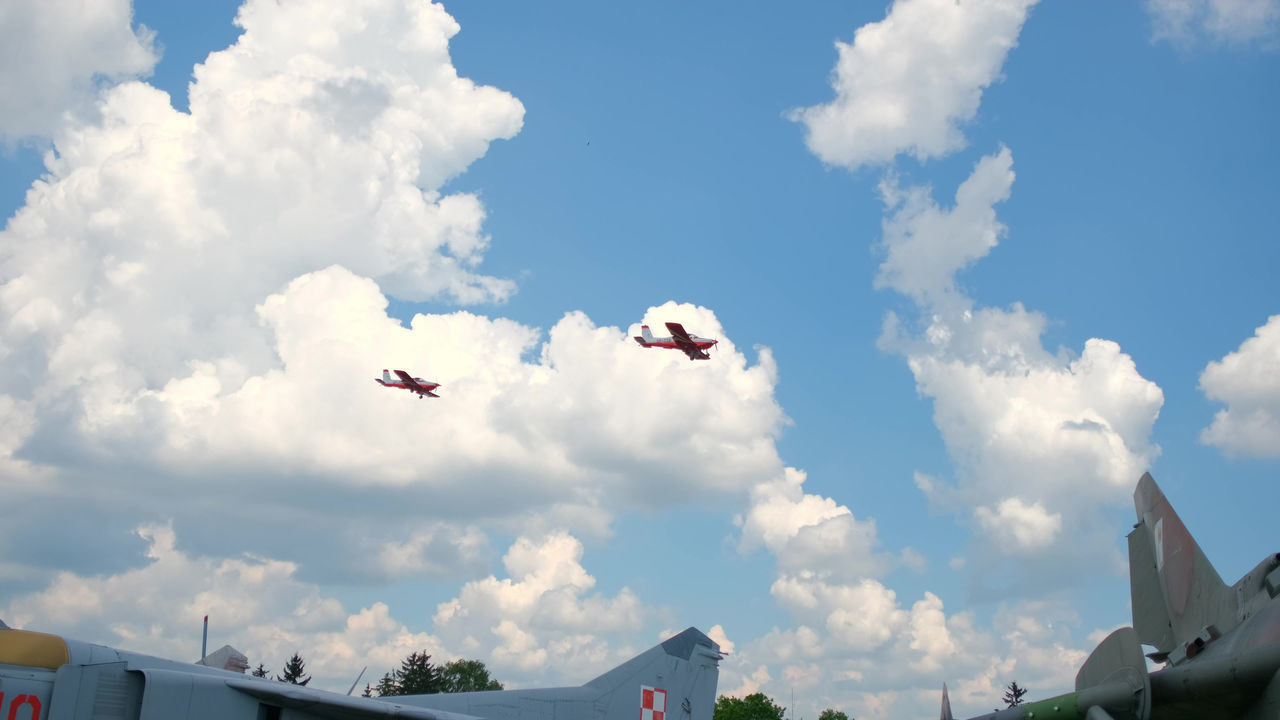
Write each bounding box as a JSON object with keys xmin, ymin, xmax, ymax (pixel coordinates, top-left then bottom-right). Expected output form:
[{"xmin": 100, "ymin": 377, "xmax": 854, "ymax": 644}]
[{"xmin": 641, "ymin": 686, "xmax": 666, "ymax": 720}]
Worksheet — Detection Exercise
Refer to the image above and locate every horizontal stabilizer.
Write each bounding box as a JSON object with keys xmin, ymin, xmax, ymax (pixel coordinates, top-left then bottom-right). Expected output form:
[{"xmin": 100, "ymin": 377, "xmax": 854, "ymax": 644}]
[{"xmin": 1074, "ymin": 627, "xmax": 1150, "ymax": 720}]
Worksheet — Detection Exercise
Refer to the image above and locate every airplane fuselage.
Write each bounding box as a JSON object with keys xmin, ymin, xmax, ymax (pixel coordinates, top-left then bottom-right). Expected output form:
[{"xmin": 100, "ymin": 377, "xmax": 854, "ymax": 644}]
[
  {"xmin": 634, "ymin": 337, "xmax": 715, "ymax": 351},
  {"xmin": 632, "ymin": 324, "xmax": 717, "ymax": 360},
  {"xmin": 0, "ymin": 627, "xmax": 721, "ymax": 720},
  {"xmin": 376, "ymin": 369, "xmax": 440, "ymax": 398}
]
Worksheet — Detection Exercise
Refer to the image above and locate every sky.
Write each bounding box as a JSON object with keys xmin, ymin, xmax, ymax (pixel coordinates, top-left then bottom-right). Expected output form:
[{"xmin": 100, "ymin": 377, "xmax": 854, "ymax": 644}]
[{"xmin": 0, "ymin": 0, "xmax": 1277, "ymax": 718}]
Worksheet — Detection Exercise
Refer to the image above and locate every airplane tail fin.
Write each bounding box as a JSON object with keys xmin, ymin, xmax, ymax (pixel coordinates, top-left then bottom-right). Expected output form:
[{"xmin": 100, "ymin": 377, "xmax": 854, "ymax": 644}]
[
  {"xmin": 1128, "ymin": 473, "xmax": 1237, "ymax": 662},
  {"xmin": 394, "ymin": 628, "xmax": 721, "ymax": 720},
  {"xmin": 586, "ymin": 628, "xmax": 722, "ymax": 720},
  {"xmin": 640, "ymin": 325, "xmax": 656, "ymax": 342},
  {"xmin": 382, "ymin": 369, "xmax": 393, "ymax": 383}
]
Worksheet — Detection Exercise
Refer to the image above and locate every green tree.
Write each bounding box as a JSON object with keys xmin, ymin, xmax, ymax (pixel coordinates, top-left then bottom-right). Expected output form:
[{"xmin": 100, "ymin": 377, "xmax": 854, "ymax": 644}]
[
  {"xmin": 251, "ymin": 663, "xmax": 270, "ymax": 678},
  {"xmin": 362, "ymin": 684, "xmax": 373, "ymax": 698},
  {"xmin": 277, "ymin": 652, "xmax": 311, "ymax": 686},
  {"xmin": 818, "ymin": 709, "xmax": 850, "ymax": 720},
  {"xmin": 398, "ymin": 651, "xmax": 443, "ymax": 694},
  {"xmin": 1002, "ymin": 681, "xmax": 1027, "ymax": 708},
  {"xmin": 377, "ymin": 651, "xmax": 444, "ymax": 696},
  {"xmin": 376, "ymin": 670, "xmax": 401, "ymax": 697},
  {"xmin": 441, "ymin": 659, "xmax": 504, "ymax": 693},
  {"xmin": 713, "ymin": 693, "xmax": 785, "ymax": 720}
]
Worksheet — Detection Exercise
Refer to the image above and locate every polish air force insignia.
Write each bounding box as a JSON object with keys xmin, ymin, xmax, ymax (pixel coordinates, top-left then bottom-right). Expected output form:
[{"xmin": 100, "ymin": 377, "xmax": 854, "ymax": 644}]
[{"xmin": 641, "ymin": 686, "xmax": 666, "ymax": 720}]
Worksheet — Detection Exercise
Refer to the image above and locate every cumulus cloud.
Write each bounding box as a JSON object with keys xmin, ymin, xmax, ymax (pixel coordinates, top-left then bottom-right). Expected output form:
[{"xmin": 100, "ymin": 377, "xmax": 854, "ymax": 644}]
[
  {"xmin": 0, "ymin": 266, "xmax": 786, "ymax": 585},
  {"xmin": 876, "ymin": 146, "xmax": 1014, "ymax": 308},
  {"xmin": 792, "ymin": 0, "xmax": 1037, "ymax": 170},
  {"xmin": 1, "ymin": 523, "xmax": 445, "ymax": 686},
  {"xmin": 707, "ymin": 624, "xmax": 735, "ymax": 654},
  {"xmin": 0, "ymin": 0, "xmax": 158, "ymax": 143},
  {"xmin": 1199, "ymin": 315, "xmax": 1280, "ymax": 457},
  {"xmin": 432, "ymin": 532, "xmax": 646, "ymax": 683},
  {"xmin": 974, "ymin": 497, "xmax": 1063, "ymax": 554},
  {"xmin": 1148, "ymin": 0, "xmax": 1280, "ymax": 47},
  {"xmin": 718, "ymin": 583, "xmax": 1088, "ymax": 720},
  {"xmin": 0, "ymin": 0, "xmax": 787, "ymax": 583},
  {"xmin": 2, "ymin": 523, "xmax": 655, "ymax": 691},
  {"xmin": 738, "ymin": 468, "xmax": 889, "ymax": 580},
  {"xmin": 1, "ymin": 0, "xmax": 528, "ymax": 579},
  {"xmin": 876, "ymin": 149, "xmax": 1162, "ymax": 578}
]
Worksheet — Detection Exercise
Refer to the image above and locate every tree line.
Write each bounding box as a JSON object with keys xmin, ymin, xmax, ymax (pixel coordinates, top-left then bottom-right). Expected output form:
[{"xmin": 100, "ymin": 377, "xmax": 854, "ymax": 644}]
[
  {"xmin": 251, "ymin": 652, "xmax": 1024, "ymax": 716},
  {"xmin": 712, "ymin": 692, "xmax": 852, "ymax": 720},
  {"xmin": 251, "ymin": 650, "xmax": 502, "ymax": 696}
]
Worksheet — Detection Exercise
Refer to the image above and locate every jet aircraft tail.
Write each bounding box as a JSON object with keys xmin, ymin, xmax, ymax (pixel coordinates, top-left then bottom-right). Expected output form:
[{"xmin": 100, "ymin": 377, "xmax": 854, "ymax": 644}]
[
  {"xmin": 1129, "ymin": 472, "xmax": 1237, "ymax": 662},
  {"xmin": 395, "ymin": 628, "xmax": 722, "ymax": 720}
]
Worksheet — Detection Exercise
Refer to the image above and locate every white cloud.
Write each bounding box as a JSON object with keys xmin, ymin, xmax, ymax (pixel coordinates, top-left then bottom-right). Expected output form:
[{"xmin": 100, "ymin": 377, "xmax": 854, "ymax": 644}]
[
  {"xmin": 1, "ymin": 0, "xmax": 526, "ymax": 454},
  {"xmin": 877, "ymin": 150, "xmax": 1163, "ymax": 574},
  {"xmin": 738, "ymin": 468, "xmax": 889, "ymax": 580},
  {"xmin": 974, "ymin": 497, "xmax": 1063, "ymax": 554},
  {"xmin": 719, "ymin": 584, "xmax": 1090, "ymax": 720},
  {"xmin": 1, "ymin": 523, "xmax": 445, "ymax": 687},
  {"xmin": 792, "ymin": 0, "xmax": 1037, "ymax": 170},
  {"xmin": 373, "ymin": 525, "xmax": 490, "ymax": 580},
  {"xmin": 432, "ymin": 532, "xmax": 645, "ymax": 682},
  {"xmin": 1148, "ymin": 0, "xmax": 1280, "ymax": 46},
  {"xmin": 2, "ymin": 523, "xmax": 660, "ymax": 691},
  {"xmin": 876, "ymin": 146, "xmax": 1014, "ymax": 308},
  {"xmin": 0, "ymin": 0, "xmax": 788, "ymax": 581},
  {"xmin": 906, "ymin": 592, "xmax": 957, "ymax": 673},
  {"xmin": 707, "ymin": 624, "xmax": 735, "ymax": 654},
  {"xmin": 722, "ymin": 664, "xmax": 773, "ymax": 699},
  {"xmin": 0, "ymin": 0, "xmax": 158, "ymax": 143},
  {"xmin": 127, "ymin": 277, "xmax": 782, "ymax": 530},
  {"xmin": 1199, "ymin": 315, "xmax": 1280, "ymax": 457}
]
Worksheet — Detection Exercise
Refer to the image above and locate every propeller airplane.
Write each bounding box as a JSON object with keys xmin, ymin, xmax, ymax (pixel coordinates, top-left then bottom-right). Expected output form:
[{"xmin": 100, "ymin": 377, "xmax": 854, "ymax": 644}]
[{"xmin": 633, "ymin": 322, "xmax": 717, "ymax": 361}]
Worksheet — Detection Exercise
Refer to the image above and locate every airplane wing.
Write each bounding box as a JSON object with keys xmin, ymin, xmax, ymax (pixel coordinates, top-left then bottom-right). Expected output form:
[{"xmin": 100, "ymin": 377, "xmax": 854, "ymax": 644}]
[
  {"xmin": 226, "ymin": 678, "xmax": 481, "ymax": 720},
  {"xmin": 664, "ymin": 322, "xmax": 693, "ymax": 342},
  {"xmin": 665, "ymin": 322, "xmax": 709, "ymax": 360},
  {"xmin": 393, "ymin": 370, "xmax": 426, "ymax": 392}
]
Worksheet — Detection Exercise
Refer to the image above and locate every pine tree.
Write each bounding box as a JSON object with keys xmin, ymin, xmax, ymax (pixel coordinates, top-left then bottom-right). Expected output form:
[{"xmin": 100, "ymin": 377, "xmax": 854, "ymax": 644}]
[
  {"xmin": 277, "ymin": 652, "xmax": 312, "ymax": 686},
  {"xmin": 1003, "ymin": 681, "xmax": 1027, "ymax": 707},
  {"xmin": 362, "ymin": 684, "xmax": 373, "ymax": 698},
  {"xmin": 377, "ymin": 670, "xmax": 401, "ymax": 697},
  {"xmin": 251, "ymin": 663, "xmax": 270, "ymax": 678},
  {"xmin": 396, "ymin": 651, "xmax": 443, "ymax": 695}
]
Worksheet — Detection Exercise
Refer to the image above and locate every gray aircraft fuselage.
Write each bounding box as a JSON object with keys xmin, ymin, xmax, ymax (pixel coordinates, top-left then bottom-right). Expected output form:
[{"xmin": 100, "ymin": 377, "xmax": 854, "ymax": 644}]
[{"xmin": 0, "ymin": 627, "xmax": 721, "ymax": 720}]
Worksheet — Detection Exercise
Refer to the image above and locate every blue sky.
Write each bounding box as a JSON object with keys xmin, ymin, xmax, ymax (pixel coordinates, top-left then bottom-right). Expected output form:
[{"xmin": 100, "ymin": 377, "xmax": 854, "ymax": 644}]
[{"xmin": 1, "ymin": 1, "xmax": 1277, "ymax": 718}]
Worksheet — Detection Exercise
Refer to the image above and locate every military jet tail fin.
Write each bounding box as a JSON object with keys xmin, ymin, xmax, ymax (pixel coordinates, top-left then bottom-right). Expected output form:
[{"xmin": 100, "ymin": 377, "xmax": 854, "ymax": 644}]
[
  {"xmin": 585, "ymin": 628, "xmax": 722, "ymax": 720},
  {"xmin": 1129, "ymin": 473, "xmax": 1237, "ymax": 662}
]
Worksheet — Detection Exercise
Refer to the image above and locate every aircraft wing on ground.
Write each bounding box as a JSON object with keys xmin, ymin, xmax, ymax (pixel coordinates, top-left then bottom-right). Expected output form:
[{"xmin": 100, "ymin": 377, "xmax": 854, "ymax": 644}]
[
  {"xmin": 226, "ymin": 678, "xmax": 479, "ymax": 720},
  {"xmin": 664, "ymin": 322, "xmax": 709, "ymax": 360}
]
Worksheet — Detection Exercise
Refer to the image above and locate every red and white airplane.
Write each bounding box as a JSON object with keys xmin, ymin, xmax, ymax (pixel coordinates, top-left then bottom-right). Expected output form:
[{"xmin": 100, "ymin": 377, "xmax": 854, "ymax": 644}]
[
  {"xmin": 633, "ymin": 322, "xmax": 717, "ymax": 360},
  {"xmin": 376, "ymin": 369, "xmax": 441, "ymax": 398}
]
